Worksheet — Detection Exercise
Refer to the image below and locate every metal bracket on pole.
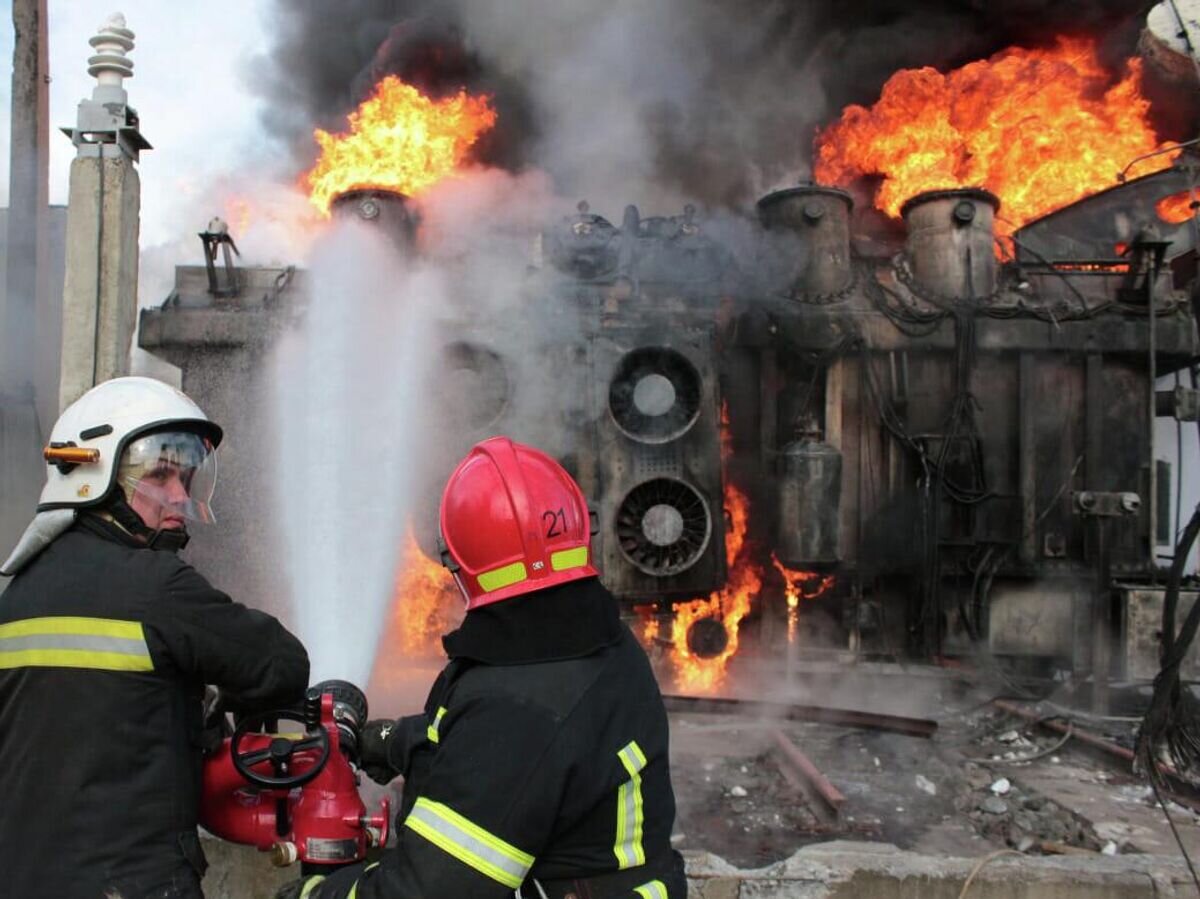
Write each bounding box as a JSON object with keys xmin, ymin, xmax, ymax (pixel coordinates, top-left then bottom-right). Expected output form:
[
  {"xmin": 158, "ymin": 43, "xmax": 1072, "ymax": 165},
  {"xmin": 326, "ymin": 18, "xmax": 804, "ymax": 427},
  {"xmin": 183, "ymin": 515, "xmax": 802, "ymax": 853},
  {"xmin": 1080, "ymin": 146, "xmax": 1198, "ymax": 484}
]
[{"xmin": 1073, "ymin": 490, "xmax": 1141, "ymax": 714}]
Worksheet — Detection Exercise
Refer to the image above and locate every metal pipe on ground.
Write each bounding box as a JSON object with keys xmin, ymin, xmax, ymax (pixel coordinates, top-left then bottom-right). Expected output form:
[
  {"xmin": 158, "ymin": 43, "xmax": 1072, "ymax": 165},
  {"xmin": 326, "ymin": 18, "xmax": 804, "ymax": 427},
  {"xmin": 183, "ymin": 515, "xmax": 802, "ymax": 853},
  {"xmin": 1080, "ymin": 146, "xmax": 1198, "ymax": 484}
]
[
  {"xmin": 992, "ymin": 699, "xmax": 1200, "ymax": 813},
  {"xmin": 663, "ymin": 694, "xmax": 938, "ymax": 738},
  {"xmin": 770, "ymin": 728, "xmax": 845, "ymax": 825}
]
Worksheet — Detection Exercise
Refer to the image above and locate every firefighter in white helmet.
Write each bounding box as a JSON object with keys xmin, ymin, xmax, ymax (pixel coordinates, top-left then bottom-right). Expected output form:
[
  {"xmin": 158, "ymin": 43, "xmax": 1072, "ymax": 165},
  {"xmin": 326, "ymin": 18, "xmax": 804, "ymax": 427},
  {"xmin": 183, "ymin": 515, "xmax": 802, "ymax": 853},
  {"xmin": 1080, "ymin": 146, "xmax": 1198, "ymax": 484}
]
[{"xmin": 0, "ymin": 376, "xmax": 309, "ymax": 899}]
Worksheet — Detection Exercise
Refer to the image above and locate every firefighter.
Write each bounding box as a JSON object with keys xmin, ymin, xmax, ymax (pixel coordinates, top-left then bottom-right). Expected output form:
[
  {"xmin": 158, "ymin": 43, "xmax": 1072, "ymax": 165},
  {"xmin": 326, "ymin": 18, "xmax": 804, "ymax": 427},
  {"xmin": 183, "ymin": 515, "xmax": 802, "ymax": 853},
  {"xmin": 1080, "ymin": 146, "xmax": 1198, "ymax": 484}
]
[
  {"xmin": 281, "ymin": 436, "xmax": 686, "ymax": 899},
  {"xmin": 0, "ymin": 376, "xmax": 310, "ymax": 899}
]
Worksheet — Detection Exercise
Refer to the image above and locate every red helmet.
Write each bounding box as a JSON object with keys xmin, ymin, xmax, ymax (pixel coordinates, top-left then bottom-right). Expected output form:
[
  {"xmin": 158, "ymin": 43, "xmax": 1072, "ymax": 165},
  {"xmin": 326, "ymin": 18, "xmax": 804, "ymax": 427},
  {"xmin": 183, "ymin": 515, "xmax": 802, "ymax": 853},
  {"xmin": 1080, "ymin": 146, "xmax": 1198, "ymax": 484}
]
[{"xmin": 439, "ymin": 436, "xmax": 598, "ymax": 610}]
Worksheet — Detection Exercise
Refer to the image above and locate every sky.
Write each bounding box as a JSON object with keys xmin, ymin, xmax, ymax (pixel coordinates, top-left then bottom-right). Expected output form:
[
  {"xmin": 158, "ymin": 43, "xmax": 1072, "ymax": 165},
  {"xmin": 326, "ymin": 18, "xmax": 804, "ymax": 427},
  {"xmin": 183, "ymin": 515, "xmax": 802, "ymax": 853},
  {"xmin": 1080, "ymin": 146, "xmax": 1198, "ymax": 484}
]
[{"xmin": 0, "ymin": 1, "xmax": 279, "ymax": 247}]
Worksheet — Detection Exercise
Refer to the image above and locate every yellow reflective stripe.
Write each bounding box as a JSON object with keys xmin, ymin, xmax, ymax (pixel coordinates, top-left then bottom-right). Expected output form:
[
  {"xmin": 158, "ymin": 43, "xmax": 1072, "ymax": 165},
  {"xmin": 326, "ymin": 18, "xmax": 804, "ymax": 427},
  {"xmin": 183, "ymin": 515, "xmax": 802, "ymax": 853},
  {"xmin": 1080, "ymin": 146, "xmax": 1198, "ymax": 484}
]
[
  {"xmin": 477, "ymin": 561, "xmax": 527, "ymax": 593},
  {"xmin": 342, "ymin": 862, "xmax": 378, "ymax": 899},
  {"xmin": 427, "ymin": 706, "xmax": 448, "ymax": 744},
  {"xmin": 405, "ymin": 797, "xmax": 534, "ymax": 888},
  {"xmin": 0, "ymin": 616, "xmax": 153, "ymax": 672},
  {"xmin": 614, "ymin": 740, "xmax": 648, "ymax": 869},
  {"xmin": 298, "ymin": 876, "xmax": 325, "ymax": 899},
  {"xmin": 549, "ymin": 546, "xmax": 588, "ymax": 572},
  {"xmin": 634, "ymin": 880, "xmax": 667, "ymax": 899},
  {"xmin": 0, "ymin": 616, "xmax": 145, "ymax": 639}
]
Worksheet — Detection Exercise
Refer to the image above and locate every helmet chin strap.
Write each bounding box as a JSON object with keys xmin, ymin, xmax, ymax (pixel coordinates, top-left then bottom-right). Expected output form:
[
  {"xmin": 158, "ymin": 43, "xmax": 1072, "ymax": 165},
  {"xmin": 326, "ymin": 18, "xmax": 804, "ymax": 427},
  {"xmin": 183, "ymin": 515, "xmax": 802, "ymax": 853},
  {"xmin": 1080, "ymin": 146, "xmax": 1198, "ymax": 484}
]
[{"xmin": 107, "ymin": 493, "xmax": 191, "ymax": 551}]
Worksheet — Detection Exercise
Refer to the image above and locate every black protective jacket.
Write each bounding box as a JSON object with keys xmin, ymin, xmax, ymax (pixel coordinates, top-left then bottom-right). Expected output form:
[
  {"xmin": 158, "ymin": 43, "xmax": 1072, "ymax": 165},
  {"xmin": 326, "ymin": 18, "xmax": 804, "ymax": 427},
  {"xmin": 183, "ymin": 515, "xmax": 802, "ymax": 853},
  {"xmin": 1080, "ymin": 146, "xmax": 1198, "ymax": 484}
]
[
  {"xmin": 315, "ymin": 577, "xmax": 686, "ymax": 899},
  {"xmin": 0, "ymin": 516, "xmax": 310, "ymax": 899}
]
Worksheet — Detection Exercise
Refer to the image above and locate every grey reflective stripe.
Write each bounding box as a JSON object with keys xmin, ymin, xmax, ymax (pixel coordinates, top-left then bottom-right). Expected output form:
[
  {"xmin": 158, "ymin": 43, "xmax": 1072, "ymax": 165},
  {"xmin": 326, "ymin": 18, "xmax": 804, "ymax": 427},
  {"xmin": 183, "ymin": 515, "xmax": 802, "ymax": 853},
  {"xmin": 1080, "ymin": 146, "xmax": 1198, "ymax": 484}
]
[
  {"xmin": 0, "ymin": 633, "xmax": 149, "ymax": 655},
  {"xmin": 634, "ymin": 880, "xmax": 668, "ymax": 899},
  {"xmin": 0, "ymin": 616, "xmax": 153, "ymax": 672},
  {"xmin": 614, "ymin": 740, "xmax": 648, "ymax": 869},
  {"xmin": 404, "ymin": 797, "xmax": 534, "ymax": 888},
  {"xmin": 618, "ymin": 742, "xmax": 646, "ymax": 776}
]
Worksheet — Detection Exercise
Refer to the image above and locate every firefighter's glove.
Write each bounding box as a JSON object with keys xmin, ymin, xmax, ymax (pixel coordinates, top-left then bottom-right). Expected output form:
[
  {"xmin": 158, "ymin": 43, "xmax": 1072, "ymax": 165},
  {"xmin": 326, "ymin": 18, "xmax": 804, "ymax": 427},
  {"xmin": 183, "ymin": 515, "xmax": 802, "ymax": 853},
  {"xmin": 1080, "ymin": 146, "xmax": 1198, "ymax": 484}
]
[
  {"xmin": 359, "ymin": 718, "xmax": 401, "ymax": 784},
  {"xmin": 273, "ymin": 875, "xmax": 324, "ymax": 899}
]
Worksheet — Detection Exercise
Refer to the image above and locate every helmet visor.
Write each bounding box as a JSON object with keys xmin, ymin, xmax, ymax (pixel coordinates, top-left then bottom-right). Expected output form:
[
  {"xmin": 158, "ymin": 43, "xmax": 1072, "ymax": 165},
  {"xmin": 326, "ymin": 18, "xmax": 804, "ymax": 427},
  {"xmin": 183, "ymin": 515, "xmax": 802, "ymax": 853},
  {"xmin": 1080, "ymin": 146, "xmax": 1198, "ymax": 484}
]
[{"xmin": 118, "ymin": 431, "xmax": 218, "ymax": 524}]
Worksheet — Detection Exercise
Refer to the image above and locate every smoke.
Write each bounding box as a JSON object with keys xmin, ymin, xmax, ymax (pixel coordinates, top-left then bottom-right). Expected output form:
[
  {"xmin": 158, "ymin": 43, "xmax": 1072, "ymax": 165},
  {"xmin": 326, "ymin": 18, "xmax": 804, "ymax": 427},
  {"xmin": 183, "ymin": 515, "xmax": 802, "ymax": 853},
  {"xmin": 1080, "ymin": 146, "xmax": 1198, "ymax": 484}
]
[
  {"xmin": 254, "ymin": 0, "xmax": 1154, "ymax": 211},
  {"xmin": 243, "ymin": 0, "xmax": 1162, "ymax": 692}
]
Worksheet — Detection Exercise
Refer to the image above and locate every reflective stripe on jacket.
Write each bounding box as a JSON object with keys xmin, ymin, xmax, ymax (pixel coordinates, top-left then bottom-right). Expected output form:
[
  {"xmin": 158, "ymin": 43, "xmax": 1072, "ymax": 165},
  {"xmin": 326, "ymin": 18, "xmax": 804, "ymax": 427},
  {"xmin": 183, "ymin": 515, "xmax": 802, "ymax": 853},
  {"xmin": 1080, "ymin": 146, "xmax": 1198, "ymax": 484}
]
[
  {"xmin": 314, "ymin": 577, "xmax": 686, "ymax": 899},
  {"xmin": 0, "ymin": 517, "xmax": 309, "ymax": 899}
]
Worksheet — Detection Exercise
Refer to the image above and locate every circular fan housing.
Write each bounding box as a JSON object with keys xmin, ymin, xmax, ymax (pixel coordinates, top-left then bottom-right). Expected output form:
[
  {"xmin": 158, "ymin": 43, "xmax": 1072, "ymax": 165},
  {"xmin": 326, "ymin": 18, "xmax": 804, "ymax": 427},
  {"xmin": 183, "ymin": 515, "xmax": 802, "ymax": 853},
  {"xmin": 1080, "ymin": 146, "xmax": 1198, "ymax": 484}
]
[
  {"xmin": 434, "ymin": 342, "xmax": 510, "ymax": 431},
  {"xmin": 616, "ymin": 478, "xmax": 711, "ymax": 576},
  {"xmin": 609, "ymin": 347, "xmax": 702, "ymax": 444}
]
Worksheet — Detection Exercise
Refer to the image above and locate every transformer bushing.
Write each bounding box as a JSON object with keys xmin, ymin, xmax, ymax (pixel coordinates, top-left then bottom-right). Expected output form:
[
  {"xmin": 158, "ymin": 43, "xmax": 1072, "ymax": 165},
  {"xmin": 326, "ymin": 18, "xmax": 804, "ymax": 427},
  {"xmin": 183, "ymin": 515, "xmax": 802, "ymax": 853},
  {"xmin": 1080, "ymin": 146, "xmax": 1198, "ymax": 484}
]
[
  {"xmin": 757, "ymin": 185, "xmax": 854, "ymax": 299},
  {"xmin": 330, "ymin": 189, "xmax": 418, "ymax": 253},
  {"xmin": 62, "ymin": 14, "xmax": 151, "ymax": 160},
  {"xmin": 901, "ymin": 188, "xmax": 1000, "ymax": 302}
]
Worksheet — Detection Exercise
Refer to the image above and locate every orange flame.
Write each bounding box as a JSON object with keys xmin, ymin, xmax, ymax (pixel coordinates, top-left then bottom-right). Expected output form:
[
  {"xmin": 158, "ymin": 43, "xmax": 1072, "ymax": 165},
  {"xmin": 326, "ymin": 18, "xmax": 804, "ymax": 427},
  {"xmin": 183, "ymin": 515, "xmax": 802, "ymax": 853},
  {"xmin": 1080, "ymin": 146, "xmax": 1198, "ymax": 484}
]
[
  {"xmin": 370, "ymin": 531, "xmax": 462, "ymax": 691},
  {"xmin": 770, "ymin": 553, "xmax": 836, "ymax": 607},
  {"xmin": 1157, "ymin": 190, "xmax": 1198, "ymax": 224},
  {"xmin": 815, "ymin": 37, "xmax": 1179, "ymax": 240},
  {"xmin": 669, "ymin": 482, "xmax": 760, "ymax": 693},
  {"xmin": 303, "ymin": 76, "xmax": 498, "ymax": 215},
  {"xmin": 662, "ymin": 402, "xmax": 762, "ymax": 693}
]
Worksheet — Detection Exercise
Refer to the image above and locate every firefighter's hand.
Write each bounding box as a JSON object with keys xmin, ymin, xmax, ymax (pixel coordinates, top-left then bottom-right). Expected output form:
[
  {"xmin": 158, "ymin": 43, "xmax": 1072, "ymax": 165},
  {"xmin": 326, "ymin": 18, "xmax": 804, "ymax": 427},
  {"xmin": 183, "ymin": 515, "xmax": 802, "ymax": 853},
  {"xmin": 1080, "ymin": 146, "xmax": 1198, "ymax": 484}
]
[
  {"xmin": 272, "ymin": 875, "xmax": 324, "ymax": 899},
  {"xmin": 359, "ymin": 718, "xmax": 400, "ymax": 784}
]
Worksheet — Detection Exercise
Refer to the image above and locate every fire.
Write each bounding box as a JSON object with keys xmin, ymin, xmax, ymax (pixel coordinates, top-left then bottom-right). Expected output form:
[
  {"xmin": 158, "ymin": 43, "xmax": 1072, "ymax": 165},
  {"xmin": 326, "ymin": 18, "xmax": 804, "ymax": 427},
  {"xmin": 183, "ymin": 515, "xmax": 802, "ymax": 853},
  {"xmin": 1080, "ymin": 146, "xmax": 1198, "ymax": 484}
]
[
  {"xmin": 372, "ymin": 531, "xmax": 462, "ymax": 687},
  {"xmin": 1157, "ymin": 190, "xmax": 1197, "ymax": 224},
  {"xmin": 668, "ymin": 479, "xmax": 761, "ymax": 694},
  {"xmin": 815, "ymin": 37, "xmax": 1179, "ymax": 240},
  {"xmin": 303, "ymin": 76, "xmax": 497, "ymax": 215},
  {"xmin": 770, "ymin": 553, "xmax": 835, "ymax": 606}
]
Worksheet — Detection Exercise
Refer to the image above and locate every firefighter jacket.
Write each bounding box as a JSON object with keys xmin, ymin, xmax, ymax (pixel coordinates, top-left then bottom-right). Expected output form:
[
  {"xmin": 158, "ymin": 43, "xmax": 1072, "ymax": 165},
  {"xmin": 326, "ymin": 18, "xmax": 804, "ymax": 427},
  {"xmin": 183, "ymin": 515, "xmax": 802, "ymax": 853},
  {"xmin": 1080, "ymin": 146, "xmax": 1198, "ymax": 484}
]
[
  {"xmin": 312, "ymin": 576, "xmax": 686, "ymax": 899},
  {"xmin": 0, "ymin": 515, "xmax": 310, "ymax": 899}
]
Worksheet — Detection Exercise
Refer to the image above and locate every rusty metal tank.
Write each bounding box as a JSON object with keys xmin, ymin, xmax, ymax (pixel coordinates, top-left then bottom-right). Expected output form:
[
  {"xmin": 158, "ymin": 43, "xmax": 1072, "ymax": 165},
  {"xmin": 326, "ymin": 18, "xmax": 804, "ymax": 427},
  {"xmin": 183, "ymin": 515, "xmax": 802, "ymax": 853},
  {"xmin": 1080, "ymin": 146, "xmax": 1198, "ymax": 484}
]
[
  {"xmin": 777, "ymin": 430, "xmax": 842, "ymax": 566},
  {"xmin": 900, "ymin": 188, "xmax": 999, "ymax": 301},
  {"xmin": 757, "ymin": 185, "xmax": 853, "ymax": 298}
]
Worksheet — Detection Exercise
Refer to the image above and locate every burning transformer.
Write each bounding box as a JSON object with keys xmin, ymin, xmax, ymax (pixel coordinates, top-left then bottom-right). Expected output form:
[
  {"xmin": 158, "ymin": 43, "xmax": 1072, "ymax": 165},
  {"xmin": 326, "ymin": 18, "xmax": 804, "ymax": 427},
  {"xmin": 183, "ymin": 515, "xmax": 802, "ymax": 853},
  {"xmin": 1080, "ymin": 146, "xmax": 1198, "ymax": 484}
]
[
  {"xmin": 140, "ymin": 33, "xmax": 1200, "ymax": 696},
  {"xmin": 142, "ymin": 162, "xmax": 1199, "ymax": 694}
]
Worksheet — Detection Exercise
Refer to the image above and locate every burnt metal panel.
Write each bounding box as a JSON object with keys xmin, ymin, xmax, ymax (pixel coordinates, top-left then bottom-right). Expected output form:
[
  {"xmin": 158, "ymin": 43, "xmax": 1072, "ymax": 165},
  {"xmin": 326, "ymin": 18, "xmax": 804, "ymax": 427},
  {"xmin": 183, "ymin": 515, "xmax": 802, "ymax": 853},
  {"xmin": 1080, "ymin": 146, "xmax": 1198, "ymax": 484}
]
[{"xmin": 1013, "ymin": 166, "xmax": 1197, "ymax": 264}]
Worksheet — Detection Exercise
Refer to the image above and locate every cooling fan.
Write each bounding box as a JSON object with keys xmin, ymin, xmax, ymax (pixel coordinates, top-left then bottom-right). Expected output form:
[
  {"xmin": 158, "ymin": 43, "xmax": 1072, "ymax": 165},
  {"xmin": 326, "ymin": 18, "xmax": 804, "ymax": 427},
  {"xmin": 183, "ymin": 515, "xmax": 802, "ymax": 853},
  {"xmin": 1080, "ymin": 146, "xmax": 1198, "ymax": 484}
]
[
  {"xmin": 608, "ymin": 347, "xmax": 701, "ymax": 444},
  {"xmin": 616, "ymin": 478, "xmax": 712, "ymax": 576}
]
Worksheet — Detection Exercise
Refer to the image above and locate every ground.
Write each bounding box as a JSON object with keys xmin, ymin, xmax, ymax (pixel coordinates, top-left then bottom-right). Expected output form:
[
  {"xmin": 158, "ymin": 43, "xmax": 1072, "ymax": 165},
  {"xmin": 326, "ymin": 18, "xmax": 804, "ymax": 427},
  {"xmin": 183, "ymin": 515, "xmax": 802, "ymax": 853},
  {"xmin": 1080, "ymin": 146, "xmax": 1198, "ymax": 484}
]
[{"xmin": 664, "ymin": 662, "xmax": 1200, "ymax": 874}]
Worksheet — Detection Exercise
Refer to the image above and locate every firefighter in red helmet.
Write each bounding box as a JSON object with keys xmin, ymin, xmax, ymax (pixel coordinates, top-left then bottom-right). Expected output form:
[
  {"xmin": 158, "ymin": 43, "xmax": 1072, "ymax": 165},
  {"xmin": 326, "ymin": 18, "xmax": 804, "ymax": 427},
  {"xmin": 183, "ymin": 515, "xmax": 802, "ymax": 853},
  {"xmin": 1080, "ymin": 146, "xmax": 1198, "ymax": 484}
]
[{"xmin": 282, "ymin": 436, "xmax": 686, "ymax": 899}]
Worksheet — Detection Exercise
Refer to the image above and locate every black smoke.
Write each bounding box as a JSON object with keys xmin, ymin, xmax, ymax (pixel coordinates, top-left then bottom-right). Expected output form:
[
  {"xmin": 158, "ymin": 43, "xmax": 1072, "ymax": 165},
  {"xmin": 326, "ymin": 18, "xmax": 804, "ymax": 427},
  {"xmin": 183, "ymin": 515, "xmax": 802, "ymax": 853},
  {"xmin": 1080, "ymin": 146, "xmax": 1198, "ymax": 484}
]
[{"xmin": 253, "ymin": 0, "xmax": 1156, "ymax": 209}]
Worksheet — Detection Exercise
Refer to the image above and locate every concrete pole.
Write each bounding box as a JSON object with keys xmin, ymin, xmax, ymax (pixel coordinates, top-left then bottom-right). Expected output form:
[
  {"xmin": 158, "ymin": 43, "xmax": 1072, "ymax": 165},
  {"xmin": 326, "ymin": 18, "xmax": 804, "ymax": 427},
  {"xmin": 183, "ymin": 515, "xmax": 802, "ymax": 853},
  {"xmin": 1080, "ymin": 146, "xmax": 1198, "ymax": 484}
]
[
  {"xmin": 1, "ymin": 0, "xmax": 49, "ymax": 395},
  {"xmin": 57, "ymin": 13, "xmax": 150, "ymax": 410}
]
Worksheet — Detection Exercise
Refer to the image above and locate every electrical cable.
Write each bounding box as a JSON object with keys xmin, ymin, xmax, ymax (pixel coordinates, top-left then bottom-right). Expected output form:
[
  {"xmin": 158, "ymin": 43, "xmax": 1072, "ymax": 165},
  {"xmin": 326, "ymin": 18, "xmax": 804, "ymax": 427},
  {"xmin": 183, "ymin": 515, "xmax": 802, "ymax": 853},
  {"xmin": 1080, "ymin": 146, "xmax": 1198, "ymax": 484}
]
[
  {"xmin": 1149, "ymin": 773, "xmax": 1200, "ymax": 897},
  {"xmin": 962, "ymin": 721, "xmax": 1074, "ymax": 765}
]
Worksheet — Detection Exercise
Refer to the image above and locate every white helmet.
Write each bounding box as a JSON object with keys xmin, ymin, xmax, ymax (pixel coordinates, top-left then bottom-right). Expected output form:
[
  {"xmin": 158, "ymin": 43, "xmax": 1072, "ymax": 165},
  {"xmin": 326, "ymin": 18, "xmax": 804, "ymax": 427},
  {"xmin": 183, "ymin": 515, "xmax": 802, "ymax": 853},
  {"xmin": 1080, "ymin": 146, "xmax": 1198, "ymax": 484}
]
[{"xmin": 40, "ymin": 376, "xmax": 223, "ymax": 513}]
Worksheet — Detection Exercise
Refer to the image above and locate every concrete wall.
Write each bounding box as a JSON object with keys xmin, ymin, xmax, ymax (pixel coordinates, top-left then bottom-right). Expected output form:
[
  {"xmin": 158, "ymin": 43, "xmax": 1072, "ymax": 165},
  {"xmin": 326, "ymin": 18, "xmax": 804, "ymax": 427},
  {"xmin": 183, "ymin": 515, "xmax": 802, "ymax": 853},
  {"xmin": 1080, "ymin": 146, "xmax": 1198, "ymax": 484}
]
[
  {"xmin": 138, "ymin": 265, "xmax": 305, "ymax": 616},
  {"xmin": 59, "ymin": 155, "xmax": 141, "ymax": 410}
]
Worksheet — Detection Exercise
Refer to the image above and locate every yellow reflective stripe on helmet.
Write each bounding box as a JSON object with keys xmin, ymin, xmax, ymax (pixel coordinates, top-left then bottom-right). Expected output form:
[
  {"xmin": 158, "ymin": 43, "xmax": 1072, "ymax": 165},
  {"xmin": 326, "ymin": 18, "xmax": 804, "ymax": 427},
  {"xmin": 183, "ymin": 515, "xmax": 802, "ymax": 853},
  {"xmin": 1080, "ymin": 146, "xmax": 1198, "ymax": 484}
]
[
  {"xmin": 298, "ymin": 876, "xmax": 325, "ymax": 899},
  {"xmin": 477, "ymin": 561, "xmax": 527, "ymax": 593},
  {"xmin": 404, "ymin": 797, "xmax": 534, "ymax": 888},
  {"xmin": 634, "ymin": 880, "xmax": 668, "ymax": 899},
  {"xmin": 549, "ymin": 546, "xmax": 588, "ymax": 572},
  {"xmin": 614, "ymin": 740, "xmax": 648, "ymax": 869},
  {"xmin": 427, "ymin": 706, "xmax": 448, "ymax": 743},
  {"xmin": 0, "ymin": 616, "xmax": 153, "ymax": 672}
]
